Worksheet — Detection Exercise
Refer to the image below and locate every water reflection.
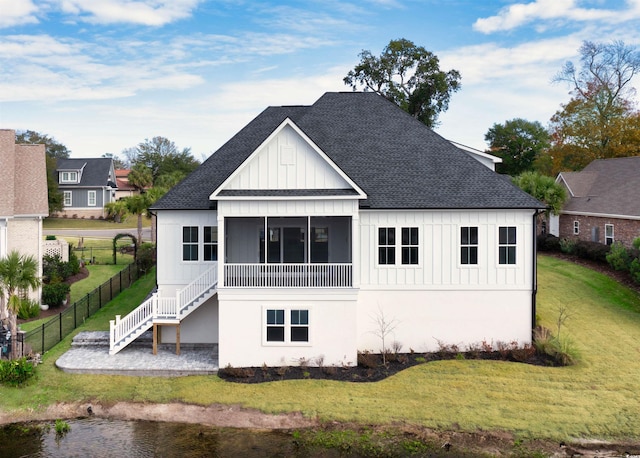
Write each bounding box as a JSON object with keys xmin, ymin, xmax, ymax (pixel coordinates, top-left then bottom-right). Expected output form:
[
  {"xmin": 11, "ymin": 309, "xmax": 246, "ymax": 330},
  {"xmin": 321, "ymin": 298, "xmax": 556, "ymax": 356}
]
[{"xmin": 0, "ymin": 418, "xmax": 308, "ymax": 458}]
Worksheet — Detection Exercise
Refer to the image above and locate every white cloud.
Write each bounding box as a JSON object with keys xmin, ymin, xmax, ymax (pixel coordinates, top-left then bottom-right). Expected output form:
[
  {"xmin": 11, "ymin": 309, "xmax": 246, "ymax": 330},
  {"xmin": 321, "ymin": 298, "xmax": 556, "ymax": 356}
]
[
  {"xmin": 55, "ymin": 0, "xmax": 202, "ymax": 26},
  {"xmin": 473, "ymin": 0, "xmax": 640, "ymax": 33},
  {"xmin": 0, "ymin": 0, "xmax": 39, "ymax": 28}
]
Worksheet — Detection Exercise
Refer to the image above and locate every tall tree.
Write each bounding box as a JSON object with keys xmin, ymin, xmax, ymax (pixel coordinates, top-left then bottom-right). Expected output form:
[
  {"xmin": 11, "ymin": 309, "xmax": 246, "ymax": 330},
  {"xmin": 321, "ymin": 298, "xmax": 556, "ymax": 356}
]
[
  {"xmin": 128, "ymin": 137, "xmax": 199, "ymax": 184},
  {"xmin": 546, "ymin": 40, "xmax": 640, "ymax": 173},
  {"xmin": 484, "ymin": 118, "xmax": 551, "ymax": 176},
  {"xmin": 344, "ymin": 38, "xmax": 461, "ymax": 128},
  {"xmin": 128, "ymin": 163, "xmax": 153, "ymax": 192},
  {"xmin": 102, "ymin": 153, "xmax": 126, "ymax": 170},
  {"xmin": 0, "ymin": 251, "xmax": 41, "ymax": 359},
  {"xmin": 15, "ymin": 130, "xmax": 69, "ymax": 214}
]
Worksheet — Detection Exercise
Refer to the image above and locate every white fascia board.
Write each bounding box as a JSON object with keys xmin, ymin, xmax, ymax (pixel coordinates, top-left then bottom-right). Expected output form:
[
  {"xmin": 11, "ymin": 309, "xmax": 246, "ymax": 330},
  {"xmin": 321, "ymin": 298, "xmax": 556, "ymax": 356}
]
[
  {"xmin": 215, "ymin": 195, "xmax": 361, "ymax": 201},
  {"xmin": 560, "ymin": 210, "xmax": 640, "ymax": 221},
  {"xmin": 555, "ymin": 173, "xmax": 575, "ymax": 197},
  {"xmin": 209, "ymin": 118, "xmax": 367, "ymax": 200}
]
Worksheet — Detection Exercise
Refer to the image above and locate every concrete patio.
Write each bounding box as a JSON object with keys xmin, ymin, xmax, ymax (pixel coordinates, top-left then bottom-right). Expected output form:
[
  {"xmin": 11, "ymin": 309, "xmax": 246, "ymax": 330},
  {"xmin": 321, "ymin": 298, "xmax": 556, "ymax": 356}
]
[{"xmin": 55, "ymin": 331, "xmax": 219, "ymax": 377}]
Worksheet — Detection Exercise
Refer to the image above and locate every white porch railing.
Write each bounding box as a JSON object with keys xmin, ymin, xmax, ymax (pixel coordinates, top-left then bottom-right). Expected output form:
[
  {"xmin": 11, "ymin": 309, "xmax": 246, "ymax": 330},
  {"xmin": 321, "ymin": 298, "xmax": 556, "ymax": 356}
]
[
  {"xmin": 224, "ymin": 263, "xmax": 352, "ymax": 288},
  {"xmin": 109, "ymin": 265, "xmax": 218, "ymax": 355}
]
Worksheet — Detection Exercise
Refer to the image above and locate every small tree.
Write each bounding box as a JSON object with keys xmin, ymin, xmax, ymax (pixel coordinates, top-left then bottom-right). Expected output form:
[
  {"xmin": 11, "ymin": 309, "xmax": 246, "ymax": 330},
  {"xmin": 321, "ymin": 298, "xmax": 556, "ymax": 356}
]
[
  {"xmin": 370, "ymin": 307, "xmax": 399, "ymax": 365},
  {"xmin": 0, "ymin": 251, "xmax": 41, "ymax": 359}
]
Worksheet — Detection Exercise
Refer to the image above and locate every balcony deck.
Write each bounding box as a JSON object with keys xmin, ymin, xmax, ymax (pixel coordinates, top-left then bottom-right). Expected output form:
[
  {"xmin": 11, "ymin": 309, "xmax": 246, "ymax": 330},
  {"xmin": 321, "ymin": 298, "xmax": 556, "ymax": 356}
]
[{"xmin": 224, "ymin": 263, "xmax": 352, "ymax": 288}]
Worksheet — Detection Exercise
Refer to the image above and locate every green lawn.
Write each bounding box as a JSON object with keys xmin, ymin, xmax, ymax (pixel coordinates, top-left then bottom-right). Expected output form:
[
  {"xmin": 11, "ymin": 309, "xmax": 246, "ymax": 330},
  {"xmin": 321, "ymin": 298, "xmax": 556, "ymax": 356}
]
[
  {"xmin": 2, "ymin": 255, "xmax": 640, "ymax": 443},
  {"xmin": 44, "ymin": 215, "xmax": 150, "ymax": 230}
]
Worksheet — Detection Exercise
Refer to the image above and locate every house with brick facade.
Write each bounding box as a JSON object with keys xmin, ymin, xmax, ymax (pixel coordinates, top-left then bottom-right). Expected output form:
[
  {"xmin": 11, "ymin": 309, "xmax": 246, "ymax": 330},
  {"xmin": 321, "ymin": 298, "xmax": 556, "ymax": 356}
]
[
  {"xmin": 0, "ymin": 129, "xmax": 49, "ymax": 302},
  {"xmin": 109, "ymin": 92, "xmax": 545, "ymax": 368},
  {"xmin": 55, "ymin": 158, "xmax": 118, "ymax": 219},
  {"xmin": 555, "ymin": 156, "xmax": 640, "ymax": 248}
]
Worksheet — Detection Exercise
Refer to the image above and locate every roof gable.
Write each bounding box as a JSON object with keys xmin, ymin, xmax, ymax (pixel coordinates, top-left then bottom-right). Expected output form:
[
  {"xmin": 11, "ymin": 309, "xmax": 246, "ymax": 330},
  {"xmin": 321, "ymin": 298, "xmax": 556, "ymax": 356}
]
[
  {"xmin": 57, "ymin": 158, "xmax": 117, "ymax": 188},
  {"xmin": 211, "ymin": 119, "xmax": 366, "ymax": 200},
  {"xmin": 559, "ymin": 156, "xmax": 640, "ymax": 217},
  {"xmin": 152, "ymin": 92, "xmax": 544, "ymax": 211}
]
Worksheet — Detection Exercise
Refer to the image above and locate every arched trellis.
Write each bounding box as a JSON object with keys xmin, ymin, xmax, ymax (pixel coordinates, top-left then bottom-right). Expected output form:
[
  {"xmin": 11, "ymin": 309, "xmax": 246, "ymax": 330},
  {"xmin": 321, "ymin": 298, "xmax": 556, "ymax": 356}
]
[{"xmin": 113, "ymin": 233, "xmax": 138, "ymax": 265}]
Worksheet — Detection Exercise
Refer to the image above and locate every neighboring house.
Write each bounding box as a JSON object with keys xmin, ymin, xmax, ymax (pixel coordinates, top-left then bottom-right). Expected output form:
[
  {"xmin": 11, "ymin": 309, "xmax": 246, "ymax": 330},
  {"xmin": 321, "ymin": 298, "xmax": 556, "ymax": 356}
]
[
  {"xmin": 55, "ymin": 158, "xmax": 118, "ymax": 219},
  {"xmin": 114, "ymin": 169, "xmax": 139, "ymax": 200},
  {"xmin": 109, "ymin": 92, "xmax": 544, "ymax": 368},
  {"xmin": 0, "ymin": 129, "xmax": 49, "ymax": 302},
  {"xmin": 555, "ymin": 156, "xmax": 640, "ymax": 248}
]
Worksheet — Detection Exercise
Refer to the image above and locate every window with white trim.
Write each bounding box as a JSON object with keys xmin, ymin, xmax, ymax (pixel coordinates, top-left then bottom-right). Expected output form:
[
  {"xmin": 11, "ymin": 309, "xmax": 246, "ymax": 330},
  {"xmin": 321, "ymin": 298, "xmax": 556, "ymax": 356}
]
[
  {"xmin": 265, "ymin": 308, "xmax": 309, "ymax": 343},
  {"xmin": 266, "ymin": 309, "xmax": 285, "ymax": 342},
  {"xmin": 88, "ymin": 190, "xmax": 96, "ymax": 206},
  {"xmin": 204, "ymin": 226, "xmax": 218, "ymax": 261},
  {"xmin": 498, "ymin": 226, "xmax": 517, "ymax": 265},
  {"xmin": 605, "ymin": 224, "xmax": 614, "ymax": 245},
  {"xmin": 401, "ymin": 227, "xmax": 419, "ymax": 265},
  {"xmin": 182, "ymin": 226, "xmax": 198, "ymax": 261},
  {"xmin": 573, "ymin": 221, "xmax": 580, "ymax": 235},
  {"xmin": 63, "ymin": 191, "xmax": 72, "ymax": 207},
  {"xmin": 378, "ymin": 227, "xmax": 396, "ymax": 265},
  {"xmin": 460, "ymin": 226, "xmax": 478, "ymax": 265},
  {"xmin": 60, "ymin": 171, "xmax": 78, "ymax": 183}
]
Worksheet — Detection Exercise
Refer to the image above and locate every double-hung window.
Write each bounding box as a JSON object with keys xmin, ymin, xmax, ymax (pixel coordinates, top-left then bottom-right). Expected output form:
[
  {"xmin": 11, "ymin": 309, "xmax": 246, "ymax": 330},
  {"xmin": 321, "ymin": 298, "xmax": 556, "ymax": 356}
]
[
  {"xmin": 60, "ymin": 171, "xmax": 78, "ymax": 183},
  {"xmin": 182, "ymin": 226, "xmax": 198, "ymax": 261},
  {"xmin": 204, "ymin": 226, "xmax": 218, "ymax": 261},
  {"xmin": 498, "ymin": 226, "xmax": 517, "ymax": 265},
  {"xmin": 88, "ymin": 190, "xmax": 96, "ymax": 207},
  {"xmin": 63, "ymin": 191, "xmax": 72, "ymax": 207},
  {"xmin": 461, "ymin": 226, "xmax": 478, "ymax": 265},
  {"xmin": 401, "ymin": 227, "xmax": 419, "ymax": 265},
  {"xmin": 378, "ymin": 227, "xmax": 396, "ymax": 265},
  {"xmin": 573, "ymin": 221, "xmax": 580, "ymax": 235},
  {"xmin": 605, "ymin": 224, "xmax": 614, "ymax": 245},
  {"xmin": 266, "ymin": 309, "xmax": 309, "ymax": 343}
]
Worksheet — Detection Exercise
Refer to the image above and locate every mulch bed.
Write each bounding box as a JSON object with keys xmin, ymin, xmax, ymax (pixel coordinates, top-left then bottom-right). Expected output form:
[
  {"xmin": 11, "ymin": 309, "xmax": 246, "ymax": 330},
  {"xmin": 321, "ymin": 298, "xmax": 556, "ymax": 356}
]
[{"xmin": 218, "ymin": 349, "xmax": 556, "ymax": 384}]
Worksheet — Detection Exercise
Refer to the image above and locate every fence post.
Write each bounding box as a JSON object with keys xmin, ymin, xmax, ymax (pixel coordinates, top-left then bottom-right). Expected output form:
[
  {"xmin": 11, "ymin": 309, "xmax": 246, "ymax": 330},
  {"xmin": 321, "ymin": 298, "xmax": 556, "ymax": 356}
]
[
  {"xmin": 42, "ymin": 323, "xmax": 45, "ymax": 354},
  {"xmin": 110, "ymin": 277, "xmax": 113, "ymax": 300},
  {"xmin": 119, "ymin": 270, "xmax": 123, "ymax": 294},
  {"xmin": 59, "ymin": 312, "xmax": 63, "ymax": 342},
  {"xmin": 99, "ymin": 284, "xmax": 102, "ymax": 309}
]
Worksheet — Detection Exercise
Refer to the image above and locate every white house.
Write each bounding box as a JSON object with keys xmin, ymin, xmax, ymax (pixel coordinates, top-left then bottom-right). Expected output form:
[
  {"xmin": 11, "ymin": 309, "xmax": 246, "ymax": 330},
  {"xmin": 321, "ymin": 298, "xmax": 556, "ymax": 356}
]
[{"xmin": 109, "ymin": 92, "xmax": 544, "ymax": 368}]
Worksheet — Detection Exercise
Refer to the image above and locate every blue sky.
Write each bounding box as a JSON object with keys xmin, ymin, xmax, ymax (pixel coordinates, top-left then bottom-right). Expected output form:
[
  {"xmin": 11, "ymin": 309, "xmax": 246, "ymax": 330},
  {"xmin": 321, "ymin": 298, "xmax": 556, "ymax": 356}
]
[{"xmin": 2, "ymin": 0, "xmax": 640, "ymax": 159}]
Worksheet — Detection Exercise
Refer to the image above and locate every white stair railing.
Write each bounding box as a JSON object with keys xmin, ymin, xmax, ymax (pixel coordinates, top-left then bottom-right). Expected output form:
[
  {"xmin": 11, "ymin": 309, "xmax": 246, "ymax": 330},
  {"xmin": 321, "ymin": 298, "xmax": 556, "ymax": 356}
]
[
  {"xmin": 177, "ymin": 265, "xmax": 218, "ymax": 319},
  {"xmin": 109, "ymin": 265, "xmax": 218, "ymax": 355}
]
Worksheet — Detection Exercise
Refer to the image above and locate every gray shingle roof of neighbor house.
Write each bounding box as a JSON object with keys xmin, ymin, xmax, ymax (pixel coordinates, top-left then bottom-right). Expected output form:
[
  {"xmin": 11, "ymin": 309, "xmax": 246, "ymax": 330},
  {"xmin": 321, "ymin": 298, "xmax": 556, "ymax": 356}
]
[
  {"xmin": 152, "ymin": 92, "xmax": 545, "ymax": 211},
  {"xmin": 557, "ymin": 156, "xmax": 640, "ymax": 217},
  {"xmin": 57, "ymin": 158, "xmax": 117, "ymax": 188}
]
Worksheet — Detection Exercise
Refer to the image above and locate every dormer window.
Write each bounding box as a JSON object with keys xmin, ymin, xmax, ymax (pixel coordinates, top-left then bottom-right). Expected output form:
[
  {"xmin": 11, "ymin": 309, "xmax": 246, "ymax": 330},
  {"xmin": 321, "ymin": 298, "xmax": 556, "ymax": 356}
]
[{"xmin": 60, "ymin": 171, "xmax": 78, "ymax": 183}]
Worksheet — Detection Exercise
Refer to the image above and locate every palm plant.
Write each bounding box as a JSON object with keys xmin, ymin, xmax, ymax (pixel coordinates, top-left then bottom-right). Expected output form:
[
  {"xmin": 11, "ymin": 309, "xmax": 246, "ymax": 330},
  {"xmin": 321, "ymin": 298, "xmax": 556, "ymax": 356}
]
[{"xmin": 0, "ymin": 251, "xmax": 41, "ymax": 358}]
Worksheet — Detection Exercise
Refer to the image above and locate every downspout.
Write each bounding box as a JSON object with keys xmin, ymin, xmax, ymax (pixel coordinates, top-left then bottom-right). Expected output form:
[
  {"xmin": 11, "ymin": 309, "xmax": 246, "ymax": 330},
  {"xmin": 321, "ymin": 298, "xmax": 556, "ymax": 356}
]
[{"xmin": 531, "ymin": 209, "xmax": 543, "ymax": 338}]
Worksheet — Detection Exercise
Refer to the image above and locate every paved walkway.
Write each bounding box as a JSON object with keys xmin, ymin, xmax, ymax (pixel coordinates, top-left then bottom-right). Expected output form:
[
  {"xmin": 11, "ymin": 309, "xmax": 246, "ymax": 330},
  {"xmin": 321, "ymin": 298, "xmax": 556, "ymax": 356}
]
[{"xmin": 56, "ymin": 331, "xmax": 219, "ymax": 377}]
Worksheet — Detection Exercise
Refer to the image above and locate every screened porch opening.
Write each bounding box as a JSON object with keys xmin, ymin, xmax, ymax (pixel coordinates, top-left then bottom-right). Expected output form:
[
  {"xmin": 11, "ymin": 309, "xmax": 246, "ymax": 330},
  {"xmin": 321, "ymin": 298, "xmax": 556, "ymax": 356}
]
[{"xmin": 224, "ymin": 216, "xmax": 352, "ymax": 287}]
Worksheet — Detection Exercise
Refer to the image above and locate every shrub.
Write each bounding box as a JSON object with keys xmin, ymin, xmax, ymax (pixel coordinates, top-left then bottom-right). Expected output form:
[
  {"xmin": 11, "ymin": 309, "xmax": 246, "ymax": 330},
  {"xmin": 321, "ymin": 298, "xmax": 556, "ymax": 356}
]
[
  {"xmin": 533, "ymin": 326, "xmax": 579, "ymax": 366},
  {"xmin": 606, "ymin": 242, "xmax": 631, "ymax": 271},
  {"xmin": 0, "ymin": 358, "xmax": 35, "ymax": 386},
  {"xmin": 43, "ymin": 254, "xmax": 74, "ymax": 283},
  {"xmin": 136, "ymin": 242, "xmax": 156, "ymax": 273},
  {"xmin": 41, "ymin": 282, "xmax": 70, "ymax": 307},
  {"xmin": 16, "ymin": 298, "xmax": 40, "ymax": 320},
  {"xmin": 634, "ymin": 237, "xmax": 640, "ymax": 250},
  {"xmin": 45, "ymin": 235, "xmax": 57, "ymax": 240},
  {"xmin": 630, "ymin": 258, "xmax": 640, "ymax": 285},
  {"xmin": 537, "ymin": 234, "xmax": 561, "ymax": 252},
  {"xmin": 357, "ymin": 351, "xmax": 378, "ymax": 369},
  {"xmin": 559, "ymin": 238, "xmax": 577, "ymax": 254},
  {"xmin": 573, "ymin": 240, "xmax": 610, "ymax": 263}
]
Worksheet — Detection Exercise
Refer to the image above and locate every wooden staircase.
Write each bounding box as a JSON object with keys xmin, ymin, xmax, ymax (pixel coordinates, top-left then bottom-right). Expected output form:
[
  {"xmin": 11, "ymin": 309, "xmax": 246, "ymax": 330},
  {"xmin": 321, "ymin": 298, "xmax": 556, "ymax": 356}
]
[{"xmin": 109, "ymin": 266, "xmax": 217, "ymax": 355}]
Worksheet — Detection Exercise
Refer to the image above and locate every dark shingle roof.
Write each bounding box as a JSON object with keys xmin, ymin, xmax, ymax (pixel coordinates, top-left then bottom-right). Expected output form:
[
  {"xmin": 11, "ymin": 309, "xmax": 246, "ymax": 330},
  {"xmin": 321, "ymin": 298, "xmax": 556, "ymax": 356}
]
[
  {"xmin": 559, "ymin": 156, "xmax": 640, "ymax": 217},
  {"xmin": 152, "ymin": 92, "xmax": 543, "ymax": 211},
  {"xmin": 57, "ymin": 158, "xmax": 116, "ymax": 188}
]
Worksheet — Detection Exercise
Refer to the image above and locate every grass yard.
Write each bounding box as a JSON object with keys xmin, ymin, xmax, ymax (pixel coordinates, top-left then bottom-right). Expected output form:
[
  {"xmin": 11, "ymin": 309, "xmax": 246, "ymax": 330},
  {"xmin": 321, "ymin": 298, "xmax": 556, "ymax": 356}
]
[
  {"xmin": 2, "ymin": 255, "xmax": 640, "ymax": 443},
  {"xmin": 44, "ymin": 215, "xmax": 150, "ymax": 230}
]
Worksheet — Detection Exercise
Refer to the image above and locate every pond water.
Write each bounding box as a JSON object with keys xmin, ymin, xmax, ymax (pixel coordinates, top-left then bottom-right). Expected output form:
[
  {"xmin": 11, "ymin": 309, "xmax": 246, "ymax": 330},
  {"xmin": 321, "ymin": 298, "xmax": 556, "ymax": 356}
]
[{"xmin": 0, "ymin": 418, "xmax": 321, "ymax": 458}]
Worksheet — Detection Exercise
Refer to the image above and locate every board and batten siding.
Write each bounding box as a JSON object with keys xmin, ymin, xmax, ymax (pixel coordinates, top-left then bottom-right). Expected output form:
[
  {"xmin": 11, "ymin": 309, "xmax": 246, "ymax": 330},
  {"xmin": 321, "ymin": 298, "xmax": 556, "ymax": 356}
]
[
  {"xmin": 156, "ymin": 210, "xmax": 218, "ymax": 292},
  {"xmin": 358, "ymin": 209, "xmax": 535, "ymax": 289},
  {"xmin": 224, "ymin": 124, "xmax": 351, "ymax": 190}
]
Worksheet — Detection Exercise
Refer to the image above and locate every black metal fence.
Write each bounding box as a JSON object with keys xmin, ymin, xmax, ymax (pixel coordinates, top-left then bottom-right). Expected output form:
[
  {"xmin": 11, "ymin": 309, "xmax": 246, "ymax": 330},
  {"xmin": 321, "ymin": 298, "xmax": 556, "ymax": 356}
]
[{"xmin": 18, "ymin": 263, "xmax": 143, "ymax": 356}]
